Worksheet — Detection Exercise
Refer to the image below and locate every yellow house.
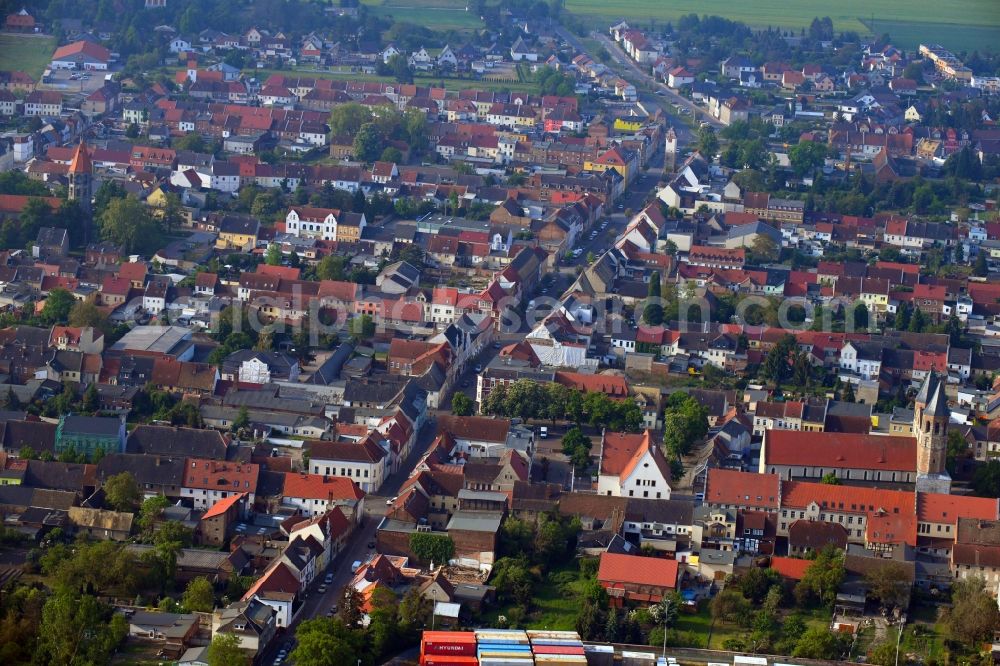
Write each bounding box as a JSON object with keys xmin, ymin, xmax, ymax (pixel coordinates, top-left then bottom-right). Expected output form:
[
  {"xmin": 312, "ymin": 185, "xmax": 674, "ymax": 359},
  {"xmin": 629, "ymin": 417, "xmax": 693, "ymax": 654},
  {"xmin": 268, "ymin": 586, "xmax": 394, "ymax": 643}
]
[
  {"xmin": 216, "ymin": 216, "xmax": 260, "ymax": 250},
  {"xmin": 146, "ymin": 187, "xmax": 171, "ymax": 208},
  {"xmin": 860, "ymin": 288, "xmax": 889, "ymax": 313},
  {"xmin": 613, "ymin": 118, "xmax": 643, "ymax": 132},
  {"xmin": 584, "ymin": 147, "xmax": 631, "ymax": 183}
]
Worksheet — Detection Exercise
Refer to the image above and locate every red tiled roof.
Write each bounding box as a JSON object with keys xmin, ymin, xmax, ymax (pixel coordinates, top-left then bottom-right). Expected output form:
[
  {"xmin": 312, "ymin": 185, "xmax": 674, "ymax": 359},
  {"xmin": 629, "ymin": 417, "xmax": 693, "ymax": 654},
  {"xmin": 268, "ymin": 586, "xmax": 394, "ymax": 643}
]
[
  {"xmin": 598, "ymin": 552, "xmax": 678, "ymax": 589},
  {"xmin": 282, "ymin": 472, "xmax": 365, "ymax": 500},
  {"xmin": 763, "ymin": 430, "xmax": 914, "ymax": 471},
  {"xmin": 918, "ymin": 493, "xmax": 998, "ymax": 524},
  {"xmin": 184, "ymin": 459, "xmax": 259, "ymax": 492},
  {"xmin": 555, "ymin": 371, "xmax": 629, "ymax": 398},
  {"xmin": 201, "ymin": 491, "xmax": 246, "ymax": 520},
  {"xmin": 781, "ymin": 480, "xmax": 913, "ymax": 516},
  {"xmin": 769, "ymin": 556, "xmax": 811, "ymax": 580},
  {"xmin": 705, "ymin": 469, "xmax": 780, "ymax": 510}
]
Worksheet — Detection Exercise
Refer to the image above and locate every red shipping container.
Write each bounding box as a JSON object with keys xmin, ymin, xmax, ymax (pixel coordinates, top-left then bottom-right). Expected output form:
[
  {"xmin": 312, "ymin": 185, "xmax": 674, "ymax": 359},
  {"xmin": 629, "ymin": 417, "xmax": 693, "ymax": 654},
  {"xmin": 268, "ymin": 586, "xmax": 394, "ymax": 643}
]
[
  {"xmin": 533, "ymin": 646, "xmax": 586, "ymax": 655},
  {"xmin": 422, "ymin": 631, "xmax": 477, "ymax": 657},
  {"xmin": 421, "ymin": 655, "xmax": 479, "ymax": 666}
]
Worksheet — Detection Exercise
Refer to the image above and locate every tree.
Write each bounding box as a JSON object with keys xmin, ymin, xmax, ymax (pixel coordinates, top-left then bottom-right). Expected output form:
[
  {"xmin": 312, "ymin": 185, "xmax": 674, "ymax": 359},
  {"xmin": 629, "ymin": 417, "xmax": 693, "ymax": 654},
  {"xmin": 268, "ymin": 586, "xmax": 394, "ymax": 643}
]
[
  {"xmin": 974, "ymin": 251, "xmax": 989, "ymax": 277},
  {"xmin": 173, "ymin": 132, "xmax": 206, "ymax": 153},
  {"xmin": 82, "ymin": 382, "xmax": 100, "ymax": 413},
  {"xmin": 38, "ymin": 590, "xmax": 128, "ymax": 665},
  {"xmin": 788, "ymin": 140, "xmax": 829, "ymax": 177},
  {"xmin": 451, "ymin": 392, "xmax": 473, "ymax": 416},
  {"xmin": 138, "ymin": 494, "xmax": 170, "ymax": 538},
  {"xmin": 103, "ymin": 471, "xmax": 140, "ymax": 512},
  {"xmin": 820, "ymin": 472, "xmax": 840, "ymax": 485},
  {"xmin": 183, "ymin": 577, "xmax": 216, "ymax": 612},
  {"xmin": 851, "ymin": 302, "xmax": 869, "ymax": 331},
  {"xmin": 232, "ymin": 406, "xmax": 250, "ymax": 433},
  {"xmin": 491, "ymin": 557, "xmax": 535, "ymax": 608},
  {"xmin": 68, "ymin": 300, "xmax": 109, "ymax": 333},
  {"xmin": 291, "ymin": 618, "xmax": 363, "ymax": 666},
  {"xmin": 942, "ymin": 576, "xmax": 1000, "ymax": 648},
  {"xmin": 711, "ymin": 587, "xmax": 751, "ymax": 625},
  {"xmin": 795, "ymin": 546, "xmax": 845, "ymax": 607},
  {"xmin": 41, "ymin": 288, "xmax": 74, "ymax": 324},
  {"xmin": 561, "ymin": 427, "xmax": 593, "ymax": 470},
  {"xmin": 749, "ymin": 234, "xmax": 779, "ymax": 264},
  {"xmin": 662, "ymin": 394, "xmax": 709, "ymax": 458},
  {"xmin": 697, "ymin": 126, "xmax": 719, "ymax": 158},
  {"xmin": 761, "ymin": 334, "xmax": 797, "ymax": 385},
  {"xmin": 328, "ymin": 103, "xmax": 372, "ymax": 136},
  {"xmin": 380, "ymin": 146, "xmax": 403, "ymax": 163},
  {"xmin": 972, "ymin": 459, "xmax": 1000, "ymax": 497},
  {"xmin": 316, "ymin": 255, "xmax": 347, "ymax": 281},
  {"xmin": 867, "ymin": 639, "xmax": 899, "ymax": 666},
  {"xmin": 398, "ymin": 586, "xmax": 432, "ymax": 636},
  {"xmin": 792, "ymin": 627, "xmax": 842, "ymax": 659},
  {"xmin": 353, "ymin": 122, "xmax": 384, "ymax": 163},
  {"xmin": 99, "ymin": 196, "xmax": 162, "ymax": 255},
  {"xmin": 155, "ymin": 519, "xmax": 194, "ymax": 548},
  {"xmin": 206, "ymin": 632, "xmax": 246, "ymax": 666},
  {"xmin": 643, "ymin": 271, "xmax": 663, "ymax": 325},
  {"xmin": 265, "ymin": 243, "xmax": 282, "ymax": 266},
  {"xmin": 864, "ymin": 562, "xmax": 911, "ymax": 610},
  {"xmin": 349, "ymin": 314, "xmax": 375, "ymax": 343},
  {"xmin": 409, "ymin": 532, "xmax": 455, "ymax": 565}
]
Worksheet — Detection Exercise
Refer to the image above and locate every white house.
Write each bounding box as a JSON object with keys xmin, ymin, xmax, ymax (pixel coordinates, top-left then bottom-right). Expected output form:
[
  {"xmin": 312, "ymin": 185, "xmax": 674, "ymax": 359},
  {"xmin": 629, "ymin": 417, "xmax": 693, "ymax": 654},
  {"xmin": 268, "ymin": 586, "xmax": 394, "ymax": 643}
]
[
  {"xmin": 285, "ymin": 205, "xmax": 338, "ymax": 240},
  {"xmin": 307, "ymin": 436, "xmax": 389, "ymax": 494},
  {"xmin": 597, "ymin": 430, "xmax": 672, "ymax": 499},
  {"xmin": 181, "ymin": 459, "xmax": 259, "ymax": 511},
  {"xmin": 169, "ymin": 38, "xmax": 193, "ymax": 54}
]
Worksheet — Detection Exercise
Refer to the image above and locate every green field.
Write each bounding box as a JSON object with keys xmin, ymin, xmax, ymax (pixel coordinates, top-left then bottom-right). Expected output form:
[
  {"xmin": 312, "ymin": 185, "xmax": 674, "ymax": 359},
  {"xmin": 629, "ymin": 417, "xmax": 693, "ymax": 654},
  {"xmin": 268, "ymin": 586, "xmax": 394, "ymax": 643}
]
[
  {"xmin": 362, "ymin": 0, "xmax": 485, "ymax": 30},
  {"xmin": 565, "ymin": 0, "xmax": 1000, "ymax": 50},
  {"xmin": 0, "ymin": 33, "xmax": 56, "ymax": 78}
]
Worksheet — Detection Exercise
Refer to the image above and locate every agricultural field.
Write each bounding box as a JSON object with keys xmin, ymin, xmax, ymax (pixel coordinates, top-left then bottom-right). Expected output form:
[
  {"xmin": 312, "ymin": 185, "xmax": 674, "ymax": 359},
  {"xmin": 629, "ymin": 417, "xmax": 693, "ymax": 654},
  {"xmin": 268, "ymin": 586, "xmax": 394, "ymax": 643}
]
[
  {"xmin": 563, "ymin": 0, "xmax": 1000, "ymax": 51},
  {"xmin": 0, "ymin": 33, "xmax": 56, "ymax": 78},
  {"xmin": 362, "ymin": 0, "xmax": 485, "ymax": 31}
]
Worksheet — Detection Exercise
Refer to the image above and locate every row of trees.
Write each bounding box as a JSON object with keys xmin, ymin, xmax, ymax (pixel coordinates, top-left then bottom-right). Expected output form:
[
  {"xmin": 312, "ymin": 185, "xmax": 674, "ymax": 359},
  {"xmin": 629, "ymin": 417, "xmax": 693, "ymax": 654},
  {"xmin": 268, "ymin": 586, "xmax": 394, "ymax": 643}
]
[{"xmin": 480, "ymin": 379, "xmax": 643, "ymax": 432}]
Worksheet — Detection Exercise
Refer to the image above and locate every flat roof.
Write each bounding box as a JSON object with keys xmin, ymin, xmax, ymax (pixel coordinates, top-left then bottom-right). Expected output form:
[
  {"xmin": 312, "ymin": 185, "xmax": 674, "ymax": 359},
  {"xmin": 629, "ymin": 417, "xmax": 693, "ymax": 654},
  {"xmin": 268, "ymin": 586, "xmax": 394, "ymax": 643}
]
[{"xmin": 110, "ymin": 325, "xmax": 191, "ymax": 354}]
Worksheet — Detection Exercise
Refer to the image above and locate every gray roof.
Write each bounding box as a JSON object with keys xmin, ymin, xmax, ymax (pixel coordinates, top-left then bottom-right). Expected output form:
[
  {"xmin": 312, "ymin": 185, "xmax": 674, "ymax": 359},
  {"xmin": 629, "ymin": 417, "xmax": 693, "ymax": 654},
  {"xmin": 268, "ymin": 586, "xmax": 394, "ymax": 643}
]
[
  {"xmin": 446, "ymin": 510, "xmax": 503, "ymax": 533},
  {"xmin": 918, "ymin": 371, "xmax": 949, "ymax": 417},
  {"xmin": 61, "ymin": 414, "xmax": 121, "ymax": 437}
]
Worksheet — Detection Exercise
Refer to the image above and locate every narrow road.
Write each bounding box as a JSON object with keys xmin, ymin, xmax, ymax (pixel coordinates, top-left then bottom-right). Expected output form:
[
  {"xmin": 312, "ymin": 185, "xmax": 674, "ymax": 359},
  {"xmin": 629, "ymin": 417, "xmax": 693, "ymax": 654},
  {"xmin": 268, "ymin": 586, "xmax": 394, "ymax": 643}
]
[
  {"xmin": 591, "ymin": 31, "xmax": 723, "ymax": 131},
  {"xmin": 269, "ymin": 418, "xmax": 439, "ymax": 659}
]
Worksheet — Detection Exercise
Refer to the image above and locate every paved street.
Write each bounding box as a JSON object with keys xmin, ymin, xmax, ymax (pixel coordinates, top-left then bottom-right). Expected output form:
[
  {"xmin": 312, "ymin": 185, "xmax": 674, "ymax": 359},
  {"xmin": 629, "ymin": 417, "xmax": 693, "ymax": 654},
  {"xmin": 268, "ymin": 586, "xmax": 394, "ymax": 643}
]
[
  {"xmin": 266, "ymin": 418, "xmax": 439, "ymax": 662},
  {"xmin": 590, "ymin": 31, "xmax": 723, "ymax": 132}
]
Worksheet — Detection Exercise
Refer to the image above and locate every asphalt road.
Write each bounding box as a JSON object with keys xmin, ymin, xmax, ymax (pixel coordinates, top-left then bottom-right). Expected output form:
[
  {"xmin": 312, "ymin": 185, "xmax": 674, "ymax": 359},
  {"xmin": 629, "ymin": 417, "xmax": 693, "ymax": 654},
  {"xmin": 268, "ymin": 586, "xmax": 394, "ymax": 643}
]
[
  {"xmin": 266, "ymin": 418, "xmax": 440, "ymax": 663},
  {"xmin": 590, "ymin": 31, "xmax": 723, "ymax": 132}
]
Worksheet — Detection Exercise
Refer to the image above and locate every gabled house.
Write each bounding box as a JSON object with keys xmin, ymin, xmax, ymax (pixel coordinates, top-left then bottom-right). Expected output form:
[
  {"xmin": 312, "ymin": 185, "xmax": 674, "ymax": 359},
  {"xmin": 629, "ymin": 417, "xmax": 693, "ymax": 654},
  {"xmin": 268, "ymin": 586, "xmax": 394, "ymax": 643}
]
[{"xmin": 597, "ymin": 430, "xmax": 671, "ymax": 499}]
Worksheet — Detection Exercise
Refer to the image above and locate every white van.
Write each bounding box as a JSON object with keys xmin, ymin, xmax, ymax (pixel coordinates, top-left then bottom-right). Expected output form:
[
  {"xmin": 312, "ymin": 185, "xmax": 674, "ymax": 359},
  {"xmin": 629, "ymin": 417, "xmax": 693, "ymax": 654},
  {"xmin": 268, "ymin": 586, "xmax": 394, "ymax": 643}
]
[{"xmin": 539, "ymin": 426, "xmax": 548, "ymax": 439}]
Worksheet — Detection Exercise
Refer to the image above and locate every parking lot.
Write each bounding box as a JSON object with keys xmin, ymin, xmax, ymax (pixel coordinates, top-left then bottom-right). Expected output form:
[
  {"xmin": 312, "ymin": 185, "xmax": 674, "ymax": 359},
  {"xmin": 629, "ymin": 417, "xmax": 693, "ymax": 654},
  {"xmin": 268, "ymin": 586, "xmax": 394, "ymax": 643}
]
[{"xmin": 39, "ymin": 67, "xmax": 109, "ymax": 98}]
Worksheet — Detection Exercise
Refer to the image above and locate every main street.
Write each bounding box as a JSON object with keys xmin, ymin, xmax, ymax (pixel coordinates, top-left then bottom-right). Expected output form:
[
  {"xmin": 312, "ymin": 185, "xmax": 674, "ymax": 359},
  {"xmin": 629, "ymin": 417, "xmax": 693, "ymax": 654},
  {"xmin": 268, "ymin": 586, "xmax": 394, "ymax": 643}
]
[{"xmin": 264, "ymin": 417, "xmax": 439, "ymax": 662}]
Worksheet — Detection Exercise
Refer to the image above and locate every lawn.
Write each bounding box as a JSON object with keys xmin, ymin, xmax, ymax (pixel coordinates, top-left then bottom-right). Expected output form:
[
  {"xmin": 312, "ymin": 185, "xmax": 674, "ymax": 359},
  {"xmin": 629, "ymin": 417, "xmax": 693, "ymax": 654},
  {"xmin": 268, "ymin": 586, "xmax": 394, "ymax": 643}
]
[
  {"xmin": 0, "ymin": 33, "xmax": 56, "ymax": 78},
  {"xmin": 362, "ymin": 0, "xmax": 484, "ymax": 31},
  {"xmin": 237, "ymin": 65, "xmax": 540, "ymax": 94},
  {"xmin": 563, "ymin": 0, "xmax": 1000, "ymax": 50},
  {"xmin": 483, "ymin": 560, "xmax": 590, "ymax": 630}
]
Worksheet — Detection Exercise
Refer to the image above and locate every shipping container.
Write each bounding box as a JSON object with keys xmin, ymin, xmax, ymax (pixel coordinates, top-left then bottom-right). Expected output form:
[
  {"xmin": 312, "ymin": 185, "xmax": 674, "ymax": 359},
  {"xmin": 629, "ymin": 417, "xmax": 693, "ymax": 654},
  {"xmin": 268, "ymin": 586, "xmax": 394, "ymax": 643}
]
[
  {"xmin": 478, "ymin": 659, "xmax": 535, "ymax": 666},
  {"xmin": 526, "ymin": 631, "xmax": 582, "ymax": 640},
  {"xmin": 422, "ymin": 632, "xmax": 478, "ymax": 657},
  {"xmin": 421, "ymin": 655, "xmax": 479, "ymax": 666},
  {"xmin": 733, "ymin": 658, "xmax": 767, "ymax": 666},
  {"xmin": 533, "ymin": 656, "xmax": 587, "ymax": 664},
  {"xmin": 621, "ymin": 651, "xmax": 657, "ymax": 666},
  {"xmin": 531, "ymin": 645, "xmax": 583, "ymax": 656},
  {"xmin": 529, "ymin": 640, "xmax": 585, "ymax": 648}
]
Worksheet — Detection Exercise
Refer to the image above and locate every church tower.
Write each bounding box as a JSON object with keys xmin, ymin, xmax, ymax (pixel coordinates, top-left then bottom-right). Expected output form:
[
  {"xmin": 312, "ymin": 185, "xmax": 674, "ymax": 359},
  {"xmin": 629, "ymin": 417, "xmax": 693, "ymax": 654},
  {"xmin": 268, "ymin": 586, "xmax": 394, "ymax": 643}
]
[
  {"xmin": 67, "ymin": 141, "xmax": 92, "ymax": 211},
  {"xmin": 913, "ymin": 370, "xmax": 951, "ymax": 494}
]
